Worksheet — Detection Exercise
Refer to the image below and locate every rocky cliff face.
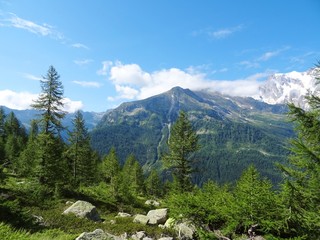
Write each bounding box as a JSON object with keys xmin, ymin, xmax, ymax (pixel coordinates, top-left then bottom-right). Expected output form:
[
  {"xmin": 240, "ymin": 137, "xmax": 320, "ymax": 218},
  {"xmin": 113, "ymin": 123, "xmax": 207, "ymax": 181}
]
[{"xmin": 257, "ymin": 68, "xmax": 320, "ymax": 108}]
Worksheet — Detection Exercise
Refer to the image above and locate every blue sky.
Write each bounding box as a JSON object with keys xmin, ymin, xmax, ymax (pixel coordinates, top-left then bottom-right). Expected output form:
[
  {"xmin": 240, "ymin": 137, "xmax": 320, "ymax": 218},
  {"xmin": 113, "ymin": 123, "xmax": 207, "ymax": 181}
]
[{"xmin": 0, "ymin": 0, "xmax": 319, "ymax": 112}]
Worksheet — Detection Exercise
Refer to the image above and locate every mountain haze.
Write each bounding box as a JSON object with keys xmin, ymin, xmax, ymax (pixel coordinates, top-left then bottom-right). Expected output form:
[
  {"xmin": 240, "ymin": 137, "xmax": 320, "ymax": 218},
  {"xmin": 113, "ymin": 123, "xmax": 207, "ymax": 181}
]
[{"xmin": 91, "ymin": 87, "xmax": 293, "ymax": 185}]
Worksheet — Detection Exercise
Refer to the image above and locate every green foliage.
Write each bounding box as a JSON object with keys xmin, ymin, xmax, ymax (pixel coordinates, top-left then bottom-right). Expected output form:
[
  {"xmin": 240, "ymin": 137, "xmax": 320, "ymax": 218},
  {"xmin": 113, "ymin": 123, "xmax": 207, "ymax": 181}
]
[
  {"xmin": 65, "ymin": 111, "xmax": 97, "ymax": 187},
  {"xmin": 145, "ymin": 169, "xmax": 163, "ymax": 197},
  {"xmin": 31, "ymin": 65, "xmax": 66, "ymax": 135},
  {"xmin": 0, "ymin": 222, "xmax": 31, "ymax": 240},
  {"xmin": 162, "ymin": 111, "xmax": 200, "ymax": 192},
  {"xmin": 122, "ymin": 154, "xmax": 145, "ymax": 196},
  {"xmin": 277, "ymin": 64, "xmax": 320, "ymax": 238}
]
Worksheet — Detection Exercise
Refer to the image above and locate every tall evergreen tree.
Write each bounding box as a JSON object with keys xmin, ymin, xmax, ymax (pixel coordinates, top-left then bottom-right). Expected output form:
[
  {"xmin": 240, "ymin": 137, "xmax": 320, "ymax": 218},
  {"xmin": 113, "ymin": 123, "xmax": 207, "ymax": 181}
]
[
  {"xmin": 4, "ymin": 112, "xmax": 27, "ymax": 172},
  {"xmin": 162, "ymin": 111, "xmax": 200, "ymax": 192},
  {"xmin": 18, "ymin": 120, "xmax": 39, "ymax": 177},
  {"xmin": 231, "ymin": 165, "xmax": 280, "ymax": 235},
  {"xmin": 122, "ymin": 154, "xmax": 144, "ymax": 196},
  {"xmin": 65, "ymin": 111, "xmax": 96, "ymax": 187},
  {"xmin": 101, "ymin": 147, "xmax": 121, "ymax": 197},
  {"xmin": 31, "ymin": 66, "xmax": 67, "ymax": 189},
  {"xmin": 145, "ymin": 169, "xmax": 162, "ymax": 197},
  {"xmin": 279, "ymin": 64, "xmax": 320, "ymax": 237},
  {"xmin": 31, "ymin": 65, "xmax": 66, "ymax": 135}
]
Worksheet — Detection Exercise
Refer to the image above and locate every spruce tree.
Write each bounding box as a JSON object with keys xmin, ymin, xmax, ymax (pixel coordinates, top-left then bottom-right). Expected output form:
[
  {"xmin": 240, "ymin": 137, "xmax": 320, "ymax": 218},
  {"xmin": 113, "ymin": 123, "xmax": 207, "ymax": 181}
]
[{"xmin": 162, "ymin": 111, "xmax": 200, "ymax": 192}]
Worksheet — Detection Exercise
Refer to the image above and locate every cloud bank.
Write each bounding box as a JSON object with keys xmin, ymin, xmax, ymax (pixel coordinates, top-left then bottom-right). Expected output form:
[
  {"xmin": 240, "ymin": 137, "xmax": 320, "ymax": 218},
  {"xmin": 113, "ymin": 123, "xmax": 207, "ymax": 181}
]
[
  {"xmin": 99, "ymin": 61, "xmax": 265, "ymax": 102},
  {"xmin": 0, "ymin": 90, "xmax": 83, "ymax": 113}
]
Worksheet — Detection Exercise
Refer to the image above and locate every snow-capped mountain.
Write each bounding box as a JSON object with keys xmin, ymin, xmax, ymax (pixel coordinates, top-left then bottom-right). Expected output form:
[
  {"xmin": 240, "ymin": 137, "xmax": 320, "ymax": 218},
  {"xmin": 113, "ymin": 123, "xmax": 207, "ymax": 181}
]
[{"xmin": 258, "ymin": 68, "xmax": 320, "ymax": 108}]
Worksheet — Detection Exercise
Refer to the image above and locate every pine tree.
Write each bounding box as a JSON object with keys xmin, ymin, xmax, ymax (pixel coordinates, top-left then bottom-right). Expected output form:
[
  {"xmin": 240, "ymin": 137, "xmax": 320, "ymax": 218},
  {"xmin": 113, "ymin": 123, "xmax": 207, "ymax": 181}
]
[
  {"xmin": 278, "ymin": 63, "xmax": 320, "ymax": 237},
  {"xmin": 0, "ymin": 107, "xmax": 6, "ymax": 181},
  {"xmin": 65, "ymin": 111, "xmax": 96, "ymax": 187},
  {"xmin": 162, "ymin": 111, "xmax": 200, "ymax": 192}
]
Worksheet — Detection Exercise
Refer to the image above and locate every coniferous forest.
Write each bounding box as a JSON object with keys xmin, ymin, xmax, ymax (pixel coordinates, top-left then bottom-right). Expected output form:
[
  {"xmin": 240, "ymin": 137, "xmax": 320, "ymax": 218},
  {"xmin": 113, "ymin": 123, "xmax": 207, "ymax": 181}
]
[{"xmin": 0, "ymin": 65, "xmax": 320, "ymax": 239}]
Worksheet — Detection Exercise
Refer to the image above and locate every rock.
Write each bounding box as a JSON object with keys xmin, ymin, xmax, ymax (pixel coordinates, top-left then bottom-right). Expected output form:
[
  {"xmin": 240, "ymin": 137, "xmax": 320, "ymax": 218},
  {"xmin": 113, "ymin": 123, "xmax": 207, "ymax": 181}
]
[
  {"xmin": 76, "ymin": 229, "xmax": 127, "ymax": 240},
  {"xmin": 133, "ymin": 214, "xmax": 149, "ymax": 225},
  {"xmin": 66, "ymin": 201, "xmax": 74, "ymax": 205},
  {"xmin": 158, "ymin": 238, "xmax": 173, "ymax": 240},
  {"xmin": 63, "ymin": 200, "xmax": 101, "ymax": 222},
  {"xmin": 116, "ymin": 212, "xmax": 131, "ymax": 218},
  {"xmin": 131, "ymin": 231, "xmax": 146, "ymax": 240},
  {"xmin": 76, "ymin": 229, "xmax": 108, "ymax": 240},
  {"xmin": 142, "ymin": 238, "xmax": 153, "ymax": 240},
  {"xmin": 175, "ymin": 222, "xmax": 196, "ymax": 240},
  {"xmin": 145, "ymin": 199, "xmax": 160, "ymax": 207},
  {"xmin": 147, "ymin": 208, "xmax": 168, "ymax": 225}
]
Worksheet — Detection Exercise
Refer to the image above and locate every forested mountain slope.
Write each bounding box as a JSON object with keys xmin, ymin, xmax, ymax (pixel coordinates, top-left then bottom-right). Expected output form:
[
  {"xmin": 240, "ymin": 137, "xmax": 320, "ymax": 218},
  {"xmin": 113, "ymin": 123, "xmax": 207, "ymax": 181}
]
[{"xmin": 91, "ymin": 87, "xmax": 293, "ymax": 185}]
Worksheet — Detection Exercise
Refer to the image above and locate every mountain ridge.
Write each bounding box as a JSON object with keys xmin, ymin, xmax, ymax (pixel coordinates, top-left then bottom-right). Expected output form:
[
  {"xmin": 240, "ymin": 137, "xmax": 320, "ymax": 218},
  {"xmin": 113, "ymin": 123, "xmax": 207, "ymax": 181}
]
[{"xmin": 91, "ymin": 87, "xmax": 293, "ymax": 185}]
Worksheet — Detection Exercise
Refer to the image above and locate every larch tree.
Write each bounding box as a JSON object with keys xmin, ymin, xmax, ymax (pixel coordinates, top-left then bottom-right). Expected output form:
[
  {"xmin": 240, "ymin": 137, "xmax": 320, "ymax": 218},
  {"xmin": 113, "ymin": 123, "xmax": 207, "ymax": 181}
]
[
  {"xmin": 31, "ymin": 65, "xmax": 66, "ymax": 135},
  {"xmin": 31, "ymin": 66, "xmax": 67, "ymax": 189},
  {"xmin": 279, "ymin": 64, "xmax": 320, "ymax": 238},
  {"xmin": 65, "ymin": 110, "xmax": 96, "ymax": 187},
  {"xmin": 162, "ymin": 111, "xmax": 200, "ymax": 192}
]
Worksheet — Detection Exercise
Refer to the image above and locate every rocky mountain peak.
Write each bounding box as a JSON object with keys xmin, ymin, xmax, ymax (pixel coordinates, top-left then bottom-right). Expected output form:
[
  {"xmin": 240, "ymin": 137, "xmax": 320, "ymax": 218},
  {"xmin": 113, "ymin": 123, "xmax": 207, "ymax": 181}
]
[{"xmin": 257, "ymin": 68, "xmax": 319, "ymax": 108}]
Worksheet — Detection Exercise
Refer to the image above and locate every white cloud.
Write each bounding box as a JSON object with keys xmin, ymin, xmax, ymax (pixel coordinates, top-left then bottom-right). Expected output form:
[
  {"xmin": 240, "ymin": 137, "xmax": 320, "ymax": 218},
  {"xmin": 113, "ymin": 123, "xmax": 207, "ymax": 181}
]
[
  {"xmin": 73, "ymin": 81, "xmax": 102, "ymax": 88},
  {"xmin": 23, "ymin": 73, "xmax": 42, "ymax": 81},
  {"xmin": 62, "ymin": 98, "xmax": 83, "ymax": 113},
  {"xmin": 258, "ymin": 46, "xmax": 290, "ymax": 61},
  {"xmin": 72, "ymin": 43, "xmax": 89, "ymax": 50},
  {"xmin": 0, "ymin": 89, "xmax": 83, "ymax": 113},
  {"xmin": 1, "ymin": 13, "xmax": 64, "ymax": 40},
  {"xmin": 97, "ymin": 61, "xmax": 113, "ymax": 76},
  {"xmin": 210, "ymin": 25, "xmax": 243, "ymax": 39},
  {"xmin": 0, "ymin": 90, "xmax": 37, "ymax": 110},
  {"xmin": 101, "ymin": 61, "xmax": 266, "ymax": 102},
  {"xmin": 74, "ymin": 59, "xmax": 93, "ymax": 66}
]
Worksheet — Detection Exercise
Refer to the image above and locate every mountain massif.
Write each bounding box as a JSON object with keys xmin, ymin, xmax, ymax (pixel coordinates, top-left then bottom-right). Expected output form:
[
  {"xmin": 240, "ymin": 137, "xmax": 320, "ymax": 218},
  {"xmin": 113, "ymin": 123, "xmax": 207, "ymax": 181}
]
[{"xmin": 91, "ymin": 87, "xmax": 293, "ymax": 185}]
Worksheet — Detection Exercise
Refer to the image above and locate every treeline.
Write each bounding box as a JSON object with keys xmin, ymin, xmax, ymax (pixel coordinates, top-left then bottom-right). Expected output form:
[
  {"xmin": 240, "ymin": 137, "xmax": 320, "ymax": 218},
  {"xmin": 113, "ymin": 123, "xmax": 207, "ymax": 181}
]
[{"xmin": 0, "ymin": 65, "xmax": 319, "ymax": 239}]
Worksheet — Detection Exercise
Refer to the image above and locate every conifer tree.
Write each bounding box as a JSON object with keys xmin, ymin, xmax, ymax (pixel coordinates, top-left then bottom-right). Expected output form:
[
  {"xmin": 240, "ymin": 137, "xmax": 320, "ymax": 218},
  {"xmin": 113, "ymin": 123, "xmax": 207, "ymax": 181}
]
[
  {"xmin": 18, "ymin": 120, "xmax": 39, "ymax": 177},
  {"xmin": 162, "ymin": 111, "xmax": 199, "ymax": 192},
  {"xmin": 279, "ymin": 64, "xmax": 320, "ymax": 237},
  {"xmin": 31, "ymin": 65, "xmax": 66, "ymax": 135},
  {"xmin": 101, "ymin": 147, "xmax": 121, "ymax": 197},
  {"xmin": 4, "ymin": 112, "xmax": 27, "ymax": 172},
  {"xmin": 122, "ymin": 154, "xmax": 144, "ymax": 196},
  {"xmin": 65, "ymin": 111, "xmax": 96, "ymax": 187},
  {"xmin": 145, "ymin": 169, "xmax": 162, "ymax": 197},
  {"xmin": 231, "ymin": 165, "xmax": 280, "ymax": 234},
  {"xmin": 31, "ymin": 66, "xmax": 67, "ymax": 189}
]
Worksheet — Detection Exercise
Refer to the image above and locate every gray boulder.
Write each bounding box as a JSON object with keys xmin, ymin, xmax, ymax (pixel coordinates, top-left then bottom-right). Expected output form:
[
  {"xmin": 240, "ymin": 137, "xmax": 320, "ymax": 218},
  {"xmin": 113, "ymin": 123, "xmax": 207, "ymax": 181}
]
[
  {"xmin": 76, "ymin": 229, "xmax": 108, "ymax": 240},
  {"xmin": 147, "ymin": 208, "xmax": 168, "ymax": 225},
  {"xmin": 63, "ymin": 200, "xmax": 101, "ymax": 222},
  {"xmin": 133, "ymin": 214, "xmax": 150, "ymax": 225}
]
